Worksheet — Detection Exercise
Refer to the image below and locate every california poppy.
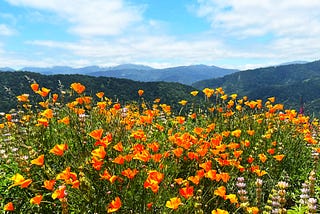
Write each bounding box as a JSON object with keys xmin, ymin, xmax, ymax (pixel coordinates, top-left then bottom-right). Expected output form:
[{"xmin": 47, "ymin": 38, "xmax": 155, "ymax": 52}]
[
  {"xmin": 121, "ymin": 168, "xmax": 139, "ymax": 179},
  {"xmin": 52, "ymin": 185, "xmax": 66, "ymax": 199},
  {"xmin": 113, "ymin": 142, "xmax": 123, "ymax": 152},
  {"xmin": 30, "ymin": 195, "xmax": 42, "ymax": 205},
  {"xmin": 70, "ymin": 82, "xmax": 85, "ymax": 94},
  {"xmin": 31, "ymin": 83, "xmax": 39, "ymax": 92},
  {"xmin": 107, "ymin": 197, "xmax": 121, "ymax": 213},
  {"xmin": 17, "ymin": 94, "xmax": 29, "ymax": 102},
  {"xmin": 212, "ymin": 209, "xmax": 229, "ymax": 214},
  {"xmin": 3, "ymin": 202, "xmax": 14, "ymax": 211},
  {"xmin": 50, "ymin": 144, "xmax": 68, "ymax": 156},
  {"xmin": 9, "ymin": 173, "xmax": 32, "ymax": 189},
  {"xmin": 179, "ymin": 186, "xmax": 194, "ymax": 199},
  {"xmin": 165, "ymin": 197, "xmax": 182, "ymax": 210},
  {"xmin": 138, "ymin": 89, "xmax": 144, "ymax": 96},
  {"xmin": 89, "ymin": 128, "xmax": 104, "ymax": 141},
  {"xmin": 43, "ymin": 180, "xmax": 56, "ymax": 191},
  {"xmin": 273, "ymin": 154, "xmax": 285, "ymax": 161},
  {"xmin": 214, "ymin": 186, "xmax": 226, "ymax": 199},
  {"xmin": 31, "ymin": 154, "xmax": 44, "ymax": 166},
  {"xmin": 91, "ymin": 146, "xmax": 106, "ymax": 159}
]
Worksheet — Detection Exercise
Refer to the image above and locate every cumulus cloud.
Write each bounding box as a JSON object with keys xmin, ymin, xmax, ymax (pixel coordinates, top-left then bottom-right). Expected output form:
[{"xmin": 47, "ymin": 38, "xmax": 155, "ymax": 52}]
[
  {"xmin": 27, "ymin": 34, "xmax": 228, "ymax": 67},
  {"xmin": 5, "ymin": 0, "xmax": 144, "ymax": 36},
  {"xmin": 195, "ymin": 0, "xmax": 320, "ymax": 37},
  {"xmin": 0, "ymin": 24, "xmax": 15, "ymax": 36}
]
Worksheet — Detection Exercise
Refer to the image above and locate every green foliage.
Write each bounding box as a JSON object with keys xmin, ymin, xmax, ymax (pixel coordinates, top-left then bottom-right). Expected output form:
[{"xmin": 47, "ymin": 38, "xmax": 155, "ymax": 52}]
[
  {"xmin": 1, "ymin": 82, "xmax": 320, "ymax": 213},
  {"xmin": 192, "ymin": 60, "xmax": 320, "ymax": 116},
  {"xmin": 0, "ymin": 71, "xmax": 200, "ymax": 113}
]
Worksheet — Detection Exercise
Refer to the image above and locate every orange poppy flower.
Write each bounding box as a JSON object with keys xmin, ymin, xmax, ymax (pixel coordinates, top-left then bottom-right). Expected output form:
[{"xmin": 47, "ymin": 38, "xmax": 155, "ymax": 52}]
[
  {"xmin": 246, "ymin": 207, "xmax": 259, "ymax": 214},
  {"xmin": 37, "ymin": 87, "xmax": 51, "ymax": 97},
  {"xmin": 107, "ymin": 197, "xmax": 121, "ymax": 213},
  {"xmin": 258, "ymin": 154, "xmax": 267, "ymax": 163},
  {"xmin": 202, "ymin": 88, "xmax": 214, "ymax": 98},
  {"xmin": 178, "ymin": 100, "xmax": 187, "ymax": 106},
  {"xmin": 212, "ymin": 209, "xmax": 229, "ymax": 214},
  {"xmin": 113, "ymin": 155, "xmax": 125, "ymax": 165},
  {"xmin": 247, "ymin": 156, "xmax": 254, "ymax": 164},
  {"xmin": 233, "ymin": 150, "xmax": 243, "ymax": 158},
  {"xmin": 273, "ymin": 154, "xmax": 285, "ymax": 161},
  {"xmin": 17, "ymin": 94, "xmax": 29, "ymax": 102},
  {"xmin": 121, "ymin": 168, "xmax": 139, "ymax": 179},
  {"xmin": 89, "ymin": 128, "xmax": 104, "ymax": 140},
  {"xmin": 50, "ymin": 144, "xmax": 68, "ymax": 156},
  {"xmin": 31, "ymin": 154, "xmax": 44, "ymax": 166},
  {"xmin": 217, "ymin": 172, "xmax": 230, "ymax": 183},
  {"xmin": 179, "ymin": 185, "xmax": 194, "ymax": 199},
  {"xmin": 3, "ymin": 202, "xmax": 14, "ymax": 211},
  {"xmin": 190, "ymin": 90, "xmax": 199, "ymax": 96},
  {"xmin": 70, "ymin": 82, "xmax": 86, "ymax": 94},
  {"xmin": 52, "ymin": 93, "xmax": 58, "ymax": 102},
  {"xmin": 43, "ymin": 180, "xmax": 56, "ymax": 191},
  {"xmin": 151, "ymin": 153, "xmax": 162, "ymax": 162},
  {"xmin": 58, "ymin": 116, "xmax": 70, "ymax": 125},
  {"xmin": 254, "ymin": 169, "xmax": 268, "ymax": 177},
  {"xmin": 199, "ymin": 161, "xmax": 212, "ymax": 172},
  {"xmin": 91, "ymin": 146, "xmax": 106, "ymax": 159},
  {"xmin": 226, "ymin": 194, "xmax": 238, "ymax": 204},
  {"xmin": 174, "ymin": 178, "xmax": 185, "ymax": 185},
  {"xmin": 96, "ymin": 92, "xmax": 104, "ymax": 99},
  {"xmin": 30, "ymin": 195, "xmax": 43, "ymax": 205},
  {"xmin": 165, "ymin": 197, "xmax": 182, "ymax": 210},
  {"xmin": 37, "ymin": 118, "xmax": 49, "ymax": 127},
  {"xmin": 71, "ymin": 179, "xmax": 80, "ymax": 189},
  {"xmin": 52, "ymin": 185, "xmax": 66, "ymax": 199},
  {"xmin": 31, "ymin": 83, "xmax": 39, "ymax": 92},
  {"xmin": 133, "ymin": 150, "xmax": 151, "ymax": 162},
  {"xmin": 172, "ymin": 147, "xmax": 184, "ymax": 157},
  {"xmin": 56, "ymin": 167, "xmax": 77, "ymax": 183},
  {"xmin": 113, "ymin": 103, "xmax": 121, "ymax": 110},
  {"xmin": 147, "ymin": 142, "xmax": 160, "ymax": 152},
  {"xmin": 231, "ymin": 129, "xmax": 241, "ymax": 138},
  {"xmin": 147, "ymin": 202, "xmax": 153, "ymax": 210},
  {"xmin": 138, "ymin": 89, "xmax": 144, "ymax": 96},
  {"xmin": 205, "ymin": 169, "xmax": 217, "ymax": 180},
  {"xmin": 267, "ymin": 148, "xmax": 275, "ymax": 155},
  {"xmin": 188, "ymin": 175, "xmax": 201, "ymax": 185},
  {"xmin": 9, "ymin": 173, "xmax": 32, "ymax": 189},
  {"xmin": 113, "ymin": 142, "xmax": 123, "ymax": 152},
  {"xmin": 214, "ymin": 186, "xmax": 226, "ymax": 199},
  {"xmin": 91, "ymin": 156, "xmax": 104, "ymax": 170}
]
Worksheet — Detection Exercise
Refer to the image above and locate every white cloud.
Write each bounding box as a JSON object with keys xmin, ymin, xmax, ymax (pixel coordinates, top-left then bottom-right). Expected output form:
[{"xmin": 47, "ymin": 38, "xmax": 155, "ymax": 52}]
[
  {"xmin": 26, "ymin": 34, "xmax": 229, "ymax": 67},
  {"xmin": 0, "ymin": 24, "xmax": 15, "ymax": 36},
  {"xmin": 5, "ymin": 0, "xmax": 144, "ymax": 36},
  {"xmin": 195, "ymin": 0, "xmax": 320, "ymax": 38}
]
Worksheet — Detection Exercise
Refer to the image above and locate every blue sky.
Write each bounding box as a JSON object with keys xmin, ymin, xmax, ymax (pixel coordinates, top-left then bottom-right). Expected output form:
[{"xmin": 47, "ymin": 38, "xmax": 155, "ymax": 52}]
[{"xmin": 0, "ymin": 0, "xmax": 320, "ymax": 70}]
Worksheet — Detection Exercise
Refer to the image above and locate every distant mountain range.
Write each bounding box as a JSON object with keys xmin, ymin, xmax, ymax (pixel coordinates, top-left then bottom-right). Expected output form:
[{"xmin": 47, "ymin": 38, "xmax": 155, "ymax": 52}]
[
  {"xmin": 1, "ymin": 64, "xmax": 238, "ymax": 85},
  {"xmin": 2, "ymin": 60, "xmax": 320, "ymax": 115}
]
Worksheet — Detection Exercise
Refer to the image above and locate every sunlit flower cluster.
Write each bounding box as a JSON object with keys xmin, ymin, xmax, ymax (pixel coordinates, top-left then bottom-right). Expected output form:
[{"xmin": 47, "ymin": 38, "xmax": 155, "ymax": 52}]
[{"xmin": 0, "ymin": 82, "xmax": 319, "ymax": 213}]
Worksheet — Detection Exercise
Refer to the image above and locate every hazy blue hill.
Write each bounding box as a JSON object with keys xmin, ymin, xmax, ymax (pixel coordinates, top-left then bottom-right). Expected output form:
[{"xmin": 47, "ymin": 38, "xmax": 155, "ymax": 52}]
[
  {"xmin": 192, "ymin": 60, "xmax": 320, "ymax": 115},
  {"xmin": 111, "ymin": 64, "xmax": 154, "ymax": 70},
  {"xmin": 13, "ymin": 64, "xmax": 237, "ymax": 85},
  {"xmin": 89, "ymin": 64, "xmax": 237, "ymax": 85},
  {"xmin": 0, "ymin": 67, "xmax": 15, "ymax": 72}
]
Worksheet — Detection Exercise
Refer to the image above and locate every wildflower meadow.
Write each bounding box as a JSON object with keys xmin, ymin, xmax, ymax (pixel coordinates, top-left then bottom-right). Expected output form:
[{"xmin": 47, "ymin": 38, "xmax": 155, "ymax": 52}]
[{"xmin": 0, "ymin": 81, "xmax": 319, "ymax": 213}]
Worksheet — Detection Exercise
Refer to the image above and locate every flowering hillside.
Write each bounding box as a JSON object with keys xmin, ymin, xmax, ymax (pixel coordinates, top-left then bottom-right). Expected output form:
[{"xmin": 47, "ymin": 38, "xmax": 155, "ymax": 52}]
[{"xmin": 0, "ymin": 82, "xmax": 319, "ymax": 213}]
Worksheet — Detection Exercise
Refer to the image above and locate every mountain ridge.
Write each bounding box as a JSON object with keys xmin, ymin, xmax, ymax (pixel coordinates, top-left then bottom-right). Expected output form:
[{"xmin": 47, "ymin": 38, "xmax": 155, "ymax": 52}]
[{"xmin": 6, "ymin": 64, "xmax": 238, "ymax": 85}]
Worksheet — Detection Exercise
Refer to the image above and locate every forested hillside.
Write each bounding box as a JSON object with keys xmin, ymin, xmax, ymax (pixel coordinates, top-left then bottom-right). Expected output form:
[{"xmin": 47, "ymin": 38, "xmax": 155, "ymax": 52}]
[
  {"xmin": 192, "ymin": 60, "xmax": 320, "ymax": 115},
  {"xmin": 0, "ymin": 71, "xmax": 200, "ymax": 113}
]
